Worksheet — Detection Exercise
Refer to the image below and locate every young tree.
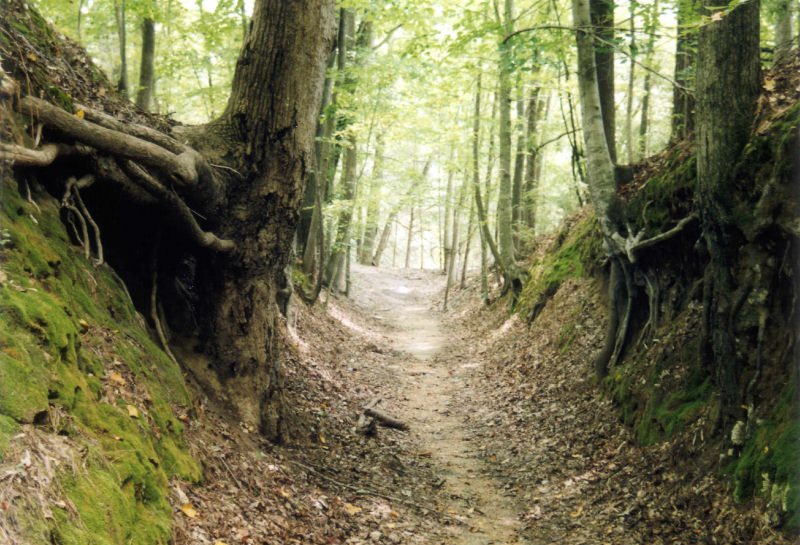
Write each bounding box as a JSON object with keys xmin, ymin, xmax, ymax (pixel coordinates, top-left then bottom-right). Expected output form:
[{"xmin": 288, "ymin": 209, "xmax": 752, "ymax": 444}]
[
  {"xmin": 114, "ymin": 0, "xmax": 129, "ymax": 96},
  {"xmin": 135, "ymin": 1, "xmax": 156, "ymax": 111}
]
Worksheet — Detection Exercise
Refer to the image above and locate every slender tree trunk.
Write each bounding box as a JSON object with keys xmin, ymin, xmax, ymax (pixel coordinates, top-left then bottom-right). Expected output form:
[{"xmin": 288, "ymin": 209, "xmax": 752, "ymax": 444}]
[
  {"xmin": 77, "ymin": 0, "xmax": 84, "ymax": 39},
  {"xmin": 497, "ymin": 0, "xmax": 516, "ymax": 274},
  {"xmin": 511, "ymin": 77, "xmax": 526, "ymax": 241},
  {"xmin": 325, "ymin": 133, "xmax": 357, "ymax": 290},
  {"xmin": 136, "ymin": 3, "xmax": 156, "ymax": 111},
  {"xmin": 360, "ymin": 134, "xmax": 384, "ymax": 263},
  {"xmin": 444, "ymin": 182, "xmax": 465, "ymax": 310},
  {"xmin": 774, "ymin": 0, "xmax": 794, "ymax": 64},
  {"xmin": 590, "ymin": 0, "xmax": 615, "ymax": 163},
  {"xmin": 114, "ymin": 0, "xmax": 129, "ymax": 97},
  {"xmin": 461, "ymin": 200, "xmax": 475, "ymax": 288},
  {"xmin": 638, "ymin": 0, "xmax": 659, "ymax": 158},
  {"xmin": 696, "ymin": 0, "xmax": 760, "ymax": 430},
  {"xmin": 419, "ymin": 203, "xmax": 424, "ymax": 269},
  {"xmin": 671, "ymin": 0, "xmax": 697, "ymax": 141},
  {"xmin": 473, "ymin": 73, "xmax": 505, "ymax": 283},
  {"xmin": 238, "ymin": 0, "xmax": 248, "ymax": 42},
  {"xmin": 392, "ymin": 220, "xmax": 397, "ymax": 267},
  {"xmin": 523, "ymin": 87, "xmax": 543, "ymax": 232},
  {"xmin": 572, "ymin": 0, "xmax": 621, "ymax": 239},
  {"xmin": 297, "ymin": 51, "xmax": 336, "ymax": 276},
  {"xmin": 405, "ymin": 206, "xmax": 414, "ymax": 268},
  {"xmin": 625, "ymin": 0, "xmax": 636, "ymax": 164},
  {"xmin": 443, "ymin": 163, "xmax": 454, "ymax": 274},
  {"xmin": 371, "ymin": 159, "xmax": 429, "ymax": 266}
]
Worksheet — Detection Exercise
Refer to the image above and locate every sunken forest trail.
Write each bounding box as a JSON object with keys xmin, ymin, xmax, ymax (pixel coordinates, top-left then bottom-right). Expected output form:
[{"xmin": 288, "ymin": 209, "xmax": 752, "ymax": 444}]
[{"xmin": 346, "ymin": 264, "xmax": 523, "ymax": 544}]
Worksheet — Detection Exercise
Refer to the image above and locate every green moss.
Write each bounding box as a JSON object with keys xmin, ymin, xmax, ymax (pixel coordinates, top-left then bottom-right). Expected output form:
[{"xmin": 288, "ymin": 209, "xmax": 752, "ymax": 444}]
[
  {"xmin": 292, "ymin": 267, "xmax": 313, "ymax": 294},
  {"xmin": 556, "ymin": 322, "xmax": 578, "ymax": 354},
  {"xmin": 54, "ymin": 463, "xmax": 171, "ymax": 545},
  {"xmin": 0, "ymin": 413, "xmax": 19, "ymax": 461},
  {"xmin": 517, "ymin": 215, "xmax": 602, "ymax": 318},
  {"xmin": 0, "ymin": 175, "xmax": 201, "ymax": 543},
  {"xmin": 624, "ymin": 149, "xmax": 697, "ymax": 235},
  {"xmin": 729, "ymin": 378, "xmax": 799, "ymax": 529},
  {"xmin": 636, "ymin": 375, "xmax": 711, "ymax": 445}
]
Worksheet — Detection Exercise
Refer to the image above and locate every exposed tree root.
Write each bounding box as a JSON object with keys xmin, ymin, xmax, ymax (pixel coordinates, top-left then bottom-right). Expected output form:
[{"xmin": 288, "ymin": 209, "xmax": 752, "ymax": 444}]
[
  {"xmin": 610, "ymin": 212, "xmax": 698, "ymax": 263},
  {"xmin": 121, "ymin": 161, "xmax": 234, "ymax": 252},
  {"xmin": 2, "ymin": 80, "xmax": 235, "ymax": 254},
  {"xmin": 0, "ymin": 142, "xmax": 77, "ymax": 166},
  {"xmin": 18, "ymin": 96, "xmax": 201, "ymax": 187},
  {"xmin": 150, "ymin": 254, "xmax": 179, "ymax": 368},
  {"xmin": 64, "ymin": 175, "xmax": 104, "ymax": 265},
  {"xmin": 74, "ymin": 103, "xmax": 186, "ymax": 154}
]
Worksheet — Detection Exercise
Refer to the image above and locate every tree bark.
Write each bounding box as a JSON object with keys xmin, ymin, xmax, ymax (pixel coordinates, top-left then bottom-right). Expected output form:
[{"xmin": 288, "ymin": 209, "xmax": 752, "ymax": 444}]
[
  {"xmin": 696, "ymin": 0, "xmax": 760, "ymax": 429},
  {"xmin": 511, "ymin": 77, "xmax": 525, "ymax": 240},
  {"xmin": 360, "ymin": 134, "xmax": 384, "ymax": 263},
  {"xmin": 625, "ymin": 0, "xmax": 635, "ymax": 164},
  {"xmin": 637, "ymin": 0, "xmax": 659, "ymax": 158},
  {"xmin": 671, "ymin": 0, "xmax": 697, "ymax": 142},
  {"xmin": 590, "ymin": 0, "xmax": 615, "ymax": 163},
  {"xmin": 135, "ymin": 4, "xmax": 156, "ymax": 111},
  {"xmin": 303, "ymin": 47, "xmax": 337, "ymax": 275},
  {"xmin": 523, "ymin": 88, "xmax": 543, "ymax": 232},
  {"xmin": 405, "ymin": 206, "xmax": 414, "ymax": 268},
  {"xmin": 774, "ymin": 0, "xmax": 794, "ymax": 64},
  {"xmin": 114, "ymin": 0, "xmax": 129, "ymax": 97},
  {"xmin": 200, "ymin": 0, "xmax": 335, "ymax": 440},
  {"xmin": 497, "ymin": 0, "xmax": 516, "ymax": 272},
  {"xmin": 572, "ymin": 0, "xmax": 622, "ymax": 239}
]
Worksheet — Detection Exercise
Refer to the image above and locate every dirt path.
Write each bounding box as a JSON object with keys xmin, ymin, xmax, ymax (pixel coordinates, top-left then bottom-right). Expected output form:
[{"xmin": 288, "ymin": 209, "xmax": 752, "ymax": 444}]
[{"xmin": 348, "ymin": 264, "xmax": 523, "ymax": 544}]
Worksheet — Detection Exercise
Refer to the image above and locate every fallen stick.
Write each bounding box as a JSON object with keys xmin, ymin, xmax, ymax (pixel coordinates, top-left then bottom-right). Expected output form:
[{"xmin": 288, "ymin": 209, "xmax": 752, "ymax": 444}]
[{"xmin": 365, "ymin": 407, "xmax": 408, "ymax": 431}]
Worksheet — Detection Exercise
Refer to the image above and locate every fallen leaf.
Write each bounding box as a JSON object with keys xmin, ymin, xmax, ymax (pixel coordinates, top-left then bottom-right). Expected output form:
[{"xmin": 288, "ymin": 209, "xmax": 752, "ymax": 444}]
[
  {"xmin": 127, "ymin": 405, "xmax": 139, "ymax": 418},
  {"xmin": 276, "ymin": 487, "xmax": 291, "ymax": 498},
  {"xmin": 27, "ymin": 53, "xmax": 37, "ymax": 61},
  {"xmin": 76, "ymin": 109, "xmax": 85, "ymax": 119},
  {"xmin": 110, "ymin": 372, "xmax": 126, "ymax": 386},
  {"xmin": 343, "ymin": 502, "xmax": 362, "ymax": 516},
  {"xmin": 214, "ymin": 542, "xmax": 228, "ymax": 545},
  {"xmin": 570, "ymin": 505, "xmax": 584, "ymax": 517},
  {"xmin": 710, "ymin": 10, "xmax": 724, "ymax": 22},
  {"xmin": 180, "ymin": 503, "xmax": 197, "ymax": 518},
  {"xmin": 78, "ymin": 319, "xmax": 90, "ymax": 331}
]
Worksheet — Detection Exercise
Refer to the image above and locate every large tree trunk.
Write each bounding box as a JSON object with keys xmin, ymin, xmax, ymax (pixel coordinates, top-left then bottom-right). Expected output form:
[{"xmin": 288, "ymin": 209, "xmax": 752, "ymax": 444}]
[
  {"xmin": 696, "ymin": 0, "xmax": 760, "ymax": 431},
  {"xmin": 197, "ymin": 0, "xmax": 335, "ymax": 440}
]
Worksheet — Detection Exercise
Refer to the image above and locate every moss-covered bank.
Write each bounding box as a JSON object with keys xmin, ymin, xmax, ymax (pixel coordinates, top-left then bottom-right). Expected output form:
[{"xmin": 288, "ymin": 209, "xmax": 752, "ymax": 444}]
[{"xmin": 0, "ymin": 172, "xmax": 201, "ymax": 544}]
